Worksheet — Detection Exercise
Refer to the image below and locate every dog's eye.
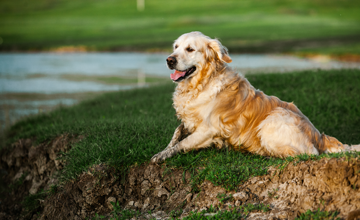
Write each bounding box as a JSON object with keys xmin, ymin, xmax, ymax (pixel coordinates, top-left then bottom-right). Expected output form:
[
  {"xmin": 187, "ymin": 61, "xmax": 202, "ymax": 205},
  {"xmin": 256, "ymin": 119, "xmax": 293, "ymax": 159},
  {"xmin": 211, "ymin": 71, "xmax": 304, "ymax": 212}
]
[
  {"xmin": 186, "ymin": 47, "xmax": 194, "ymax": 52},
  {"xmin": 175, "ymin": 45, "xmax": 178, "ymax": 49}
]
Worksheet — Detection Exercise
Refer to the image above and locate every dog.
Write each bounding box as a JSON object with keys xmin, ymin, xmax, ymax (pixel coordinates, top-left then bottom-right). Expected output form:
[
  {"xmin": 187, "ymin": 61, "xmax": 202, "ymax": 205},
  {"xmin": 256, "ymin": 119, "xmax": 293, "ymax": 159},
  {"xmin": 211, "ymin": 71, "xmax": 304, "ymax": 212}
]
[{"xmin": 151, "ymin": 31, "xmax": 359, "ymax": 163}]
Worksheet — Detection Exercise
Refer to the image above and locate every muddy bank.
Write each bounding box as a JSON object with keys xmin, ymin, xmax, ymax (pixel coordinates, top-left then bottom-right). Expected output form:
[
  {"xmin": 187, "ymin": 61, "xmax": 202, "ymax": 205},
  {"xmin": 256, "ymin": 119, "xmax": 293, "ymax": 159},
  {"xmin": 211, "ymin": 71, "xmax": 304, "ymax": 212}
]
[
  {"xmin": 0, "ymin": 135, "xmax": 83, "ymax": 219},
  {"xmin": 1, "ymin": 137, "xmax": 360, "ymax": 219},
  {"xmin": 40, "ymin": 159, "xmax": 360, "ymax": 219}
]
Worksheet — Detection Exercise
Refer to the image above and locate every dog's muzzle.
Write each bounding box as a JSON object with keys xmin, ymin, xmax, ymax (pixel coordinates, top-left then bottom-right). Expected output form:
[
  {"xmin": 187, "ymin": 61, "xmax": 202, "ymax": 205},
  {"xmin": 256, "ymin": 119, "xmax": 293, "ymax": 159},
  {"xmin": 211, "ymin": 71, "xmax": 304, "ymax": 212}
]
[{"xmin": 166, "ymin": 56, "xmax": 177, "ymax": 69}]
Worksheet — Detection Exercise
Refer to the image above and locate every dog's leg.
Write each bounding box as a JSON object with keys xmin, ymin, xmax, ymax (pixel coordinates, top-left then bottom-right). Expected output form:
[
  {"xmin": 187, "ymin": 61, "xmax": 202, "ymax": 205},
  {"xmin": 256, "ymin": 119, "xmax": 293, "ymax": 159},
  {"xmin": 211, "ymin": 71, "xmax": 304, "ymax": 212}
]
[
  {"xmin": 163, "ymin": 122, "xmax": 187, "ymax": 151},
  {"xmin": 151, "ymin": 128, "xmax": 213, "ymax": 163}
]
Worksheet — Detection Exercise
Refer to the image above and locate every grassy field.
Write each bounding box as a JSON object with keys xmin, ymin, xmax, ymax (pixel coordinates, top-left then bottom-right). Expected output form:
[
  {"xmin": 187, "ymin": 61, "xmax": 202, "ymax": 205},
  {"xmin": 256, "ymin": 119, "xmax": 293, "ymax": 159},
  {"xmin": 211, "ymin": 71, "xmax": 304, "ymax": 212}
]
[
  {"xmin": 1, "ymin": 0, "xmax": 360, "ymax": 53},
  {"xmin": 3, "ymin": 69, "xmax": 360, "ymax": 189}
]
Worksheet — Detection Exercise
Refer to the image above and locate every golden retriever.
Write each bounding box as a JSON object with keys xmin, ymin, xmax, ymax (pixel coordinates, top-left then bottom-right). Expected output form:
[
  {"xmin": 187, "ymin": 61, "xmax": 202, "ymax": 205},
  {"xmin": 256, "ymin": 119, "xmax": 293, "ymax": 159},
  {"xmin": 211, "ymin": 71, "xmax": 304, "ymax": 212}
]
[{"xmin": 151, "ymin": 31, "xmax": 358, "ymax": 163}]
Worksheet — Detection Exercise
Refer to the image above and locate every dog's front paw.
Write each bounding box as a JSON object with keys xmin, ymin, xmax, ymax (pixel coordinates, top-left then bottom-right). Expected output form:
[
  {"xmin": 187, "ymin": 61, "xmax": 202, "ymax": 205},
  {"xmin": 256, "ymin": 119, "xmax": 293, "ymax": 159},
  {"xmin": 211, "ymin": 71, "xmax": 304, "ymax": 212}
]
[
  {"xmin": 151, "ymin": 153, "xmax": 161, "ymax": 163},
  {"xmin": 151, "ymin": 151, "xmax": 167, "ymax": 164},
  {"xmin": 151, "ymin": 147, "xmax": 179, "ymax": 164}
]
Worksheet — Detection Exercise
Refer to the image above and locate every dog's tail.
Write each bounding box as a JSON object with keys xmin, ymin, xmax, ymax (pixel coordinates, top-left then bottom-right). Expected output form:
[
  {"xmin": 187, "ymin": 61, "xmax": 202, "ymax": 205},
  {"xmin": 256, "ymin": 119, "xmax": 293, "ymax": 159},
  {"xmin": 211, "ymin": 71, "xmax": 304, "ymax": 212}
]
[{"xmin": 318, "ymin": 134, "xmax": 360, "ymax": 154}]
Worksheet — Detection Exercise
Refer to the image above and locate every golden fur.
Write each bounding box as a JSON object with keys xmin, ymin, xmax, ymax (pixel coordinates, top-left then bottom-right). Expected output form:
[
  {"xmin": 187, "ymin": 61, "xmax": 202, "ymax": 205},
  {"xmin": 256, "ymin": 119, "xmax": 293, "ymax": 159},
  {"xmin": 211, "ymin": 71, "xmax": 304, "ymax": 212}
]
[{"xmin": 151, "ymin": 32, "xmax": 358, "ymax": 163}]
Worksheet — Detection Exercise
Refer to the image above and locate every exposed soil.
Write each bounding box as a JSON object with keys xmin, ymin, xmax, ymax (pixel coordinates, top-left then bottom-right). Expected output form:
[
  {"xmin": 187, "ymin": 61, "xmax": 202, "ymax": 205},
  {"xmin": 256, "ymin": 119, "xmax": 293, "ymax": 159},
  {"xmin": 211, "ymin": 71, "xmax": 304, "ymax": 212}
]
[
  {"xmin": 1, "ymin": 136, "xmax": 360, "ymax": 219},
  {"xmin": 0, "ymin": 135, "xmax": 83, "ymax": 219}
]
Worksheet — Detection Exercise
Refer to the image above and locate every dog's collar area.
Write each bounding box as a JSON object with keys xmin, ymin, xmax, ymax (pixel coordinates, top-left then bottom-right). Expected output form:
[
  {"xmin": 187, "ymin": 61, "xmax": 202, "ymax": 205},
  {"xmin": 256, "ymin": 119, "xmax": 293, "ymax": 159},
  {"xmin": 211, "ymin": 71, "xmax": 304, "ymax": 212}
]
[{"xmin": 171, "ymin": 66, "xmax": 196, "ymax": 82}]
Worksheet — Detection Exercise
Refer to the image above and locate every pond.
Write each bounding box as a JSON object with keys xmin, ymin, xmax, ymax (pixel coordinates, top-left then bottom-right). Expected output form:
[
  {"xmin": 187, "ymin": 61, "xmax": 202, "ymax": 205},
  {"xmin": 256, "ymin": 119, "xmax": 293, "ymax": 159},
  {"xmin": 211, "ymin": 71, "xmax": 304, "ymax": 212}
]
[{"xmin": 1, "ymin": 52, "xmax": 359, "ymax": 130}]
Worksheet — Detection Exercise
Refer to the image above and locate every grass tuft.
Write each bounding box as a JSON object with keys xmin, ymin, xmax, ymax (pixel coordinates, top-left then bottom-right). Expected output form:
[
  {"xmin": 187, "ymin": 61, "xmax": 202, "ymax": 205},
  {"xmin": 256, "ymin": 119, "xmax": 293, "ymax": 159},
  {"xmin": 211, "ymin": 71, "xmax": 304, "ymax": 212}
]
[
  {"xmin": 110, "ymin": 201, "xmax": 142, "ymax": 220},
  {"xmin": 181, "ymin": 203, "xmax": 271, "ymax": 219},
  {"xmin": 22, "ymin": 190, "xmax": 47, "ymax": 214},
  {"xmin": 295, "ymin": 208, "xmax": 340, "ymax": 220},
  {"xmin": 165, "ymin": 148, "xmax": 285, "ymax": 191}
]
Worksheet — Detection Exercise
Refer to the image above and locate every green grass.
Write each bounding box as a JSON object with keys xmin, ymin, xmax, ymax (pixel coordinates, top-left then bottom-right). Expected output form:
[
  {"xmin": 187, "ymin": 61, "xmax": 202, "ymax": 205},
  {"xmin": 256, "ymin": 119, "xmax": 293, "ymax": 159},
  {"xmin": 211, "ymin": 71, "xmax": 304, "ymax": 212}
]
[
  {"xmin": 181, "ymin": 203, "xmax": 271, "ymax": 220},
  {"xmin": 109, "ymin": 202, "xmax": 142, "ymax": 220},
  {"xmin": 178, "ymin": 205, "xmax": 339, "ymax": 220},
  {"xmin": 3, "ymin": 69, "xmax": 360, "ymax": 188},
  {"xmin": 22, "ymin": 189, "xmax": 47, "ymax": 214},
  {"xmin": 294, "ymin": 42, "xmax": 360, "ymax": 55},
  {"xmin": 163, "ymin": 147, "xmax": 360, "ymax": 192},
  {"xmin": 0, "ymin": 0, "xmax": 360, "ymax": 53},
  {"xmin": 164, "ymin": 148, "xmax": 286, "ymax": 191},
  {"xmin": 295, "ymin": 209, "xmax": 340, "ymax": 220}
]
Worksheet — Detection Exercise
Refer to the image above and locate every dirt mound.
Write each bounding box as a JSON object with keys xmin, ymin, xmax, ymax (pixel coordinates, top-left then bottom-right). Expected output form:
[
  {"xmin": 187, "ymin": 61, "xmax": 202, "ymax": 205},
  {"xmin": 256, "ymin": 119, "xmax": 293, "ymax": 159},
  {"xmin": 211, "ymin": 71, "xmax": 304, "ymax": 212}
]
[
  {"xmin": 0, "ymin": 134, "xmax": 83, "ymax": 219},
  {"xmin": 40, "ymin": 159, "xmax": 360, "ymax": 219},
  {"xmin": 1, "ymin": 137, "xmax": 360, "ymax": 219}
]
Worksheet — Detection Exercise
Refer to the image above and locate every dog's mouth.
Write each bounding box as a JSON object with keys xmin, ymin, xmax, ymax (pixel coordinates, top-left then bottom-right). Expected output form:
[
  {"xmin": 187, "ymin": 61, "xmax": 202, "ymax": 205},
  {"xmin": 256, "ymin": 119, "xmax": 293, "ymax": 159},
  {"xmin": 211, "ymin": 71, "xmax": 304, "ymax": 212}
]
[{"xmin": 170, "ymin": 67, "xmax": 196, "ymax": 82}]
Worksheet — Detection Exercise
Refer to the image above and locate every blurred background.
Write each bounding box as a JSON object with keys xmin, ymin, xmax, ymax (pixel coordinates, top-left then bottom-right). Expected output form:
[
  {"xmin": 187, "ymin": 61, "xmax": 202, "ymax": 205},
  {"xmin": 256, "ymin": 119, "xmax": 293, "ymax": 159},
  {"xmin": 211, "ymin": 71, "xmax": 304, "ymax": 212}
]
[{"xmin": 1, "ymin": 0, "xmax": 360, "ymax": 131}]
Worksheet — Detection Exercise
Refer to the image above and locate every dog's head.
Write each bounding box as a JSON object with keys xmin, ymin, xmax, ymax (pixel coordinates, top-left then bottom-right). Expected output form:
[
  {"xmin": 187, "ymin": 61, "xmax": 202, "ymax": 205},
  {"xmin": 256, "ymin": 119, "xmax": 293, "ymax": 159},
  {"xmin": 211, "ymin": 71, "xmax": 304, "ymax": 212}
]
[{"xmin": 167, "ymin": 32, "xmax": 232, "ymax": 82}]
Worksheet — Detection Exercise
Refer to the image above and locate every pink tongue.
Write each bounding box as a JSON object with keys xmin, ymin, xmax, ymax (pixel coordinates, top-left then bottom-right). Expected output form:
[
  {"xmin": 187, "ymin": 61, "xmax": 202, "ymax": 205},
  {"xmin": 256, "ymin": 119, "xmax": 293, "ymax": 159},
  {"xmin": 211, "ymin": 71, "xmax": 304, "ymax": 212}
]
[{"xmin": 170, "ymin": 70, "xmax": 186, "ymax": 81}]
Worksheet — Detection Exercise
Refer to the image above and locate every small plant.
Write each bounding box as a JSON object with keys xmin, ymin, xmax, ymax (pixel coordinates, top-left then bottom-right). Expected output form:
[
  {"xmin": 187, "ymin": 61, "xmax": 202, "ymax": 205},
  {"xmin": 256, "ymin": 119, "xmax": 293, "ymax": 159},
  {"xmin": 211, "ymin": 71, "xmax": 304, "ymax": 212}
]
[
  {"xmin": 208, "ymin": 205, "xmax": 216, "ymax": 213},
  {"xmin": 48, "ymin": 184, "xmax": 59, "ymax": 195},
  {"xmin": 110, "ymin": 201, "xmax": 122, "ymax": 216},
  {"xmin": 9, "ymin": 173, "xmax": 27, "ymax": 191},
  {"xmin": 217, "ymin": 193, "xmax": 233, "ymax": 204},
  {"xmin": 169, "ymin": 209, "xmax": 183, "ymax": 218},
  {"xmin": 109, "ymin": 201, "xmax": 141, "ymax": 220},
  {"xmin": 267, "ymin": 188, "xmax": 279, "ymax": 199},
  {"xmin": 181, "ymin": 203, "xmax": 271, "ymax": 219},
  {"xmin": 240, "ymin": 203, "xmax": 271, "ymax": 217},
  {"xmin": 295, "ymin": 208, "xmax": 340, "ymax": 220},
  {"xmin": 22, "ymin": 189, "xmax": 47, "ymax": 214},
  {"xmin": 92, "ymin": 213, "xmax": 106, "ymax": 220},
  {"xmin": 352, "ymin": 183, "xmax": 357, "ymax": 190},
  {"xmin": 169, "ymin": 200, "xmax": 187, "ymax": 218}
]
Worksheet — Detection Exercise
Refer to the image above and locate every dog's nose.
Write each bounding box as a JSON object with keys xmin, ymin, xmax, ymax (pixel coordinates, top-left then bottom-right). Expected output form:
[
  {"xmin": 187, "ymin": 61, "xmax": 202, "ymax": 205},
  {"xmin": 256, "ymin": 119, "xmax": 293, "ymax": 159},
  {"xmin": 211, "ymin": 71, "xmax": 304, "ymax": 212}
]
[{"xmin": 166, "ymin": 56, "xmax": 177, "ymax": 67}]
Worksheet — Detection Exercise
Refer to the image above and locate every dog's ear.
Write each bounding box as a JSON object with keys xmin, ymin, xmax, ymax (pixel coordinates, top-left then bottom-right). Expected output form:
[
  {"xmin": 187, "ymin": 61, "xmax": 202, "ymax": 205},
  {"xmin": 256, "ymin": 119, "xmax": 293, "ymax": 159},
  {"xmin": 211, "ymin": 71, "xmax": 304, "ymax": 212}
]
[{"xmin": 208, "ymin": 39, "xmax": 232, "ymax": 63}]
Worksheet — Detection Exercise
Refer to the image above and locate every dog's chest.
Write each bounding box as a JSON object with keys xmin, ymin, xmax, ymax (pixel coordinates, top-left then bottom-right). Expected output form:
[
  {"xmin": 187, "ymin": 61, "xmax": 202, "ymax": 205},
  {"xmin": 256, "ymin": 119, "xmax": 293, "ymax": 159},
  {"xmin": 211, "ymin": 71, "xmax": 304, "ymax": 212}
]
[{"xmin": 173, "ymin": 82, "xmax": 222, "ymax": 131}]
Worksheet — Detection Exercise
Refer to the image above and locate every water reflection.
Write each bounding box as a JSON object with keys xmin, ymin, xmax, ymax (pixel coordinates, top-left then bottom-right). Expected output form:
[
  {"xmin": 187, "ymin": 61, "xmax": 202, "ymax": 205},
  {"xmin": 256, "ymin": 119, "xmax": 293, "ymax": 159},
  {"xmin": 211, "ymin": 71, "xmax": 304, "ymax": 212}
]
[
  {"xmin": 0, "ymin": 98, "xmax": 79, "ymax": 130},
  {"xmin": 1, "ymin": 52, "xmax": 359, "ymax": 130},
  {"xmin": 0, "ymin": 78, "xmax": 131, "ymax": 93},
  {"xmin": 0, "ymin": 52, "xmax": 169, "ymax": 77},
  {"xmin": 1, "ymin": 53, "xmax": 359, "ymax": 79}
]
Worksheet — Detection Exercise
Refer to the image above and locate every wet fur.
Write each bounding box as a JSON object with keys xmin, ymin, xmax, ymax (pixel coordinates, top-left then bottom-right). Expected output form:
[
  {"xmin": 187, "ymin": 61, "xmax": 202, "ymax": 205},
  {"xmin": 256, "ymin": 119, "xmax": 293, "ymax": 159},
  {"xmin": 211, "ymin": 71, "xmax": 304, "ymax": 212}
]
[{"xmin": 151, "ymin": 32, "xmax": 358, "ymax": 163}]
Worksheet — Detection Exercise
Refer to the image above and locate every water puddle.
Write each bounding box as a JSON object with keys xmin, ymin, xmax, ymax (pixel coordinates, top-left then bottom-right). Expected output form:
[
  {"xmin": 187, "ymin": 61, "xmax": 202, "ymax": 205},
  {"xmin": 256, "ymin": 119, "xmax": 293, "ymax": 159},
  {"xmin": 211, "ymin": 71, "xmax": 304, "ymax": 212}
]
[{"xmin": 1, "ymin": 52, "xmax": 359, "ymax": 131}]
